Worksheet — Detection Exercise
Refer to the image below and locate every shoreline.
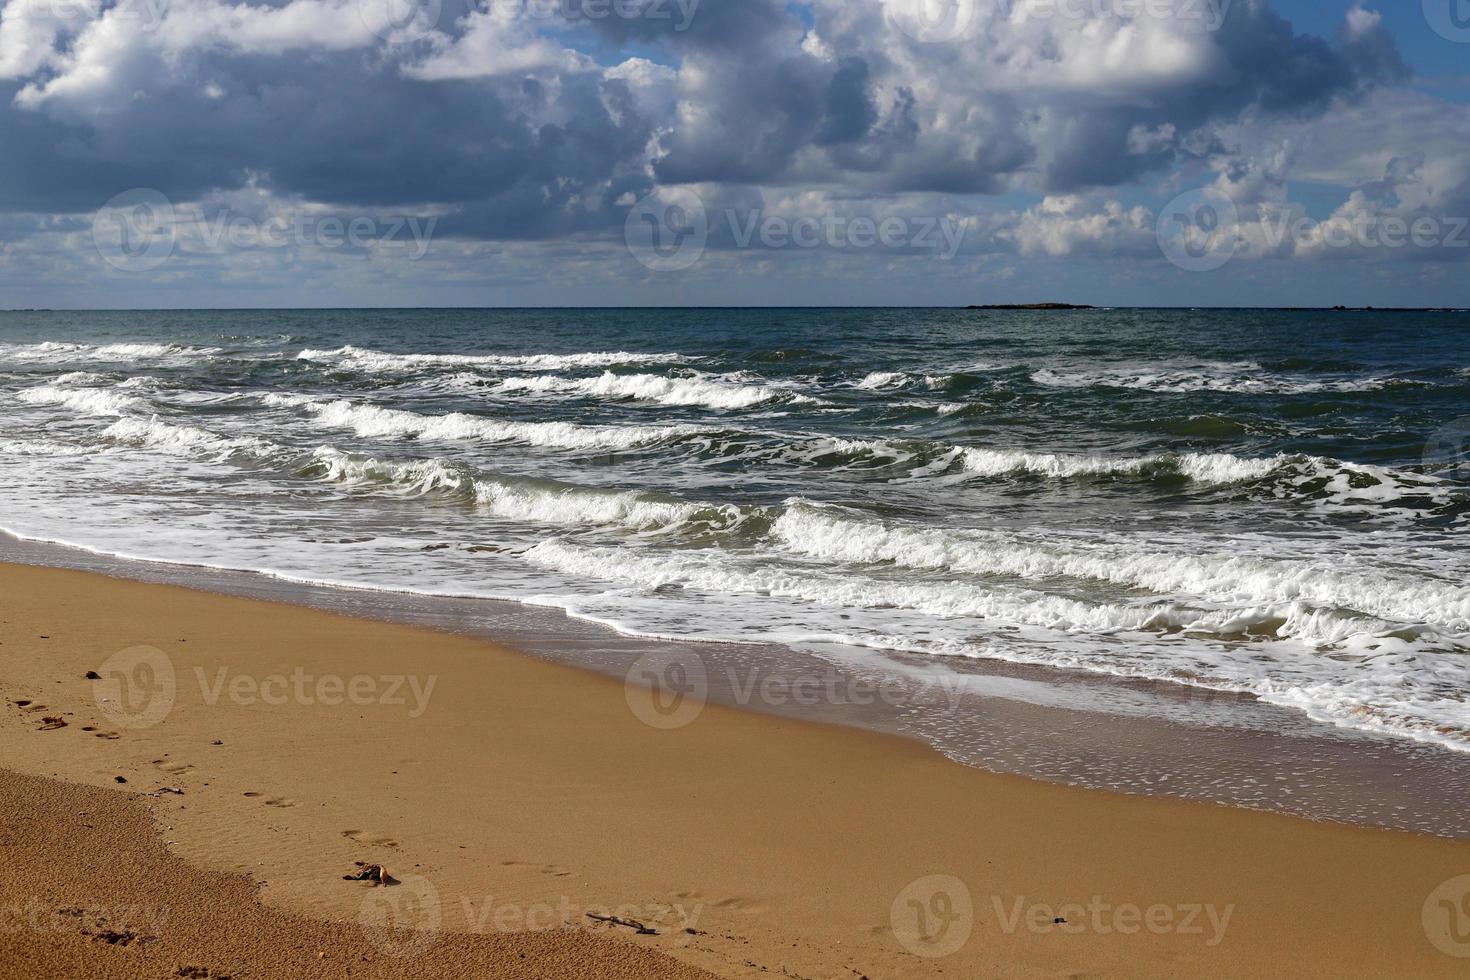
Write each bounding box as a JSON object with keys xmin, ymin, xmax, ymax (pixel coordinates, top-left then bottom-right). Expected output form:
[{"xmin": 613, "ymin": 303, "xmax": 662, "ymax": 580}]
[
  {"xmin": 3, "ymin": 530, "xmax": 1467, "ymax": 840},
  {"xmin": 1, "ymin": 560, "xmax": 1468, "ymax": 977}
]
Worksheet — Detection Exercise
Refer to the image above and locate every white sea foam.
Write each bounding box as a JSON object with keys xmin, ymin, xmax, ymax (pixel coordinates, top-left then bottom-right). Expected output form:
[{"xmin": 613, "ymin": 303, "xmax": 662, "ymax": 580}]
[
  {"xmin": 296, "ymin": 345, "xmax": 692, "ymax": 372},
  {"xmin": 957, "ymin": 447, "xmax": 1280, "ymax": 484},
  {"xmin": 16, "ymin": 384, "xmax": 144, "ymax": 416},
  {"xmin": 267, "ymin": 395, "xmax": 699, "ymax": 452},
  {"xmin": 524, "ymin": 536, "xmax": 1470, "ymax": 749},
  {"xmin": 1032, "ymin": 363, "xmax": 1410, "ymax": 394},
  {"xmin": 524, "ymin": 537, "xmax": 1383, "ymax": 640},
  {"xmin": 0, "ymin": 439, "xmax": 92, "ymax": 457},
  {"xmin": 0, "ymin": 342, "xmax": 219, "ymax": 363},
  {"xmin": 491, "ymin": 371, "xmax": 822, "ymax": 410},
  {"xmin": 305, "ymin": 447, "xmax": 735, "ymax": 531},
  {"xmin": 855, "ymin": 371, "xmax": 909, "ymax": 389},
  {"xmin": 101, "ymin": 417, "xmax": 278, "ymax": 459},
  {"xmin": 770, "ymin": 501, "xmax": 1470, "ymax": 636}
]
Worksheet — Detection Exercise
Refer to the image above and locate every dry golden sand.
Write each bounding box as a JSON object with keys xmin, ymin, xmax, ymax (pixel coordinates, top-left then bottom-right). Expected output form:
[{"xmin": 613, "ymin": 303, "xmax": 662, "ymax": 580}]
[{"xmin": 0, "ymin": 561, "xmax": 1468, "ymax": 979}]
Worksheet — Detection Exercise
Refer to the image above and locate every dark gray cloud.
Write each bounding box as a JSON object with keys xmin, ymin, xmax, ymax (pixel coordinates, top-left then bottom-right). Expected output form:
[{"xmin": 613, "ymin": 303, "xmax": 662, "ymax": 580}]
[{"xmin": 0, "ymin": 0, "xmax": 1424, "ymax": 245}]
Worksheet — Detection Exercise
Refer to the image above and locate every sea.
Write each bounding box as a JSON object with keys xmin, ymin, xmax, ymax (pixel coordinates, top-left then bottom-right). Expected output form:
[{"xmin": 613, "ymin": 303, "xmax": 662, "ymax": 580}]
[{"xmin": 2, "ymin": 307, "xmax": 1468, "ymax": 830}]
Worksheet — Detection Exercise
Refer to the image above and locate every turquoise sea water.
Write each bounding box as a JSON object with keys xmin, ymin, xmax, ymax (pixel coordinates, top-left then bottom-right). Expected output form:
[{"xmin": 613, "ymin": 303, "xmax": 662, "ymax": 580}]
[{"xmin": 1, "ymin": 307, "xmax": 1467, "ymax": 751}]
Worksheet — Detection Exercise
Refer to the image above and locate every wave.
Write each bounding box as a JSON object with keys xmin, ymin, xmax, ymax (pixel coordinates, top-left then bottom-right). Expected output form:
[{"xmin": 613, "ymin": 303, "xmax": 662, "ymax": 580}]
[
  {"xmin": 296, "ymin": 345, "xmax": 692, "ymax": 373},
  {"xmin": 92, "ymin": 410, "xmax": 748, "ymax": 535},
  {"xmin": 16, "ymin": 384, "xmax": 144, "ymax": 416},
  {"xmin": 957, "ymin": 448, "xmax": 1280, "ymax": 484},
  {"xmin": 264, "ymin": 395, "xmax": 701, "ymax": 452},
  {"xmin": 101, "ymin": 418, "xmax": 280, "ymax": 460},
  {"xmin": 0, "ymin": 438, "xmax": 92, "ymax": 457},
  {"xmin": 1031, "ymin": 363, "xmax": 1418, "ymax": 394},
  {"xmin": 488, "ymin": 371, "xmax": 823, "ymax": 410},
  {"xmin": 0, "ymin": 342, "xmax": 220, "ymax": 363},
  {"xmin": 525, "ymin": 537, "xmax": 1394, "ymax": 642},
  {"xmin": 854, "ymin": 371, "xmax": 909, "ymax": 390},
  {"xmin": 522, "ymin": 537, "xmax": 1470, "ymax": 749},
  {"xmin": 304, "ymin": 447, "xmax": 747, "ymax": 532},
  {"xmin": 770, "ymin": 500, "xmax": 1470, "ymax": 635}
]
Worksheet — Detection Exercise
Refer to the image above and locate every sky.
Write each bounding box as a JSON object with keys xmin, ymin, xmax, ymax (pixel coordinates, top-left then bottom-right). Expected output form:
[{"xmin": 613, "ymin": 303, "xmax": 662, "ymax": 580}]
[{"xmin": 0, "ymin": 0, "xmax": 1468, "ymax": 308}]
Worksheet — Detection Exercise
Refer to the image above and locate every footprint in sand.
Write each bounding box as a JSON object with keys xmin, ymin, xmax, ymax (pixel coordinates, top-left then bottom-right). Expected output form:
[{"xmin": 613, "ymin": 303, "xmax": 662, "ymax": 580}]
[
  {"xmin": 499, "ymin": 859, "xmax": 573, "ymax": 878},
  {"xmin": 343, "ymin": 829, "xmax": 400, "ymax": 848},
  {"xmin": 241, "ymin": 792, "xmax": 295, "ymax": 807}
]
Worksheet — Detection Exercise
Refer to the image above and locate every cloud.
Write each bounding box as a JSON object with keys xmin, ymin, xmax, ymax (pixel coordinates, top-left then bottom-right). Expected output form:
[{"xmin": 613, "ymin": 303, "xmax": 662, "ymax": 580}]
[{"xmin": 0, "ymin": 0, "xmax": 1463, "ymax": 307}]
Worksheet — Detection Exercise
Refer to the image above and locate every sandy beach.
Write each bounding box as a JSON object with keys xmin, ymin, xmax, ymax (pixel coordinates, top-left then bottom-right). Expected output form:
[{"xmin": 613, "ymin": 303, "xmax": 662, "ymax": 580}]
[{"xmin": 1, "ymin": 559, "xmax": 1468, "ymax": 979}]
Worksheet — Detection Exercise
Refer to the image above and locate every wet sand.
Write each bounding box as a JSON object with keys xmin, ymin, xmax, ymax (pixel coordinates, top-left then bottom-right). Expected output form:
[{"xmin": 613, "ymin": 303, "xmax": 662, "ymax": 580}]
[{"xmin": 1, "ymin": 561, "xmax": 1468, "ymax": 978}]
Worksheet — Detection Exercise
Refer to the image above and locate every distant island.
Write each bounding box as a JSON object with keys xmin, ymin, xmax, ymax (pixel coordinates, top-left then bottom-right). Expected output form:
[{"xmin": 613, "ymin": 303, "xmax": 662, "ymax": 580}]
[
  {"xmin": 1325, "ymin": 306, "xmax": 1462, "ymax": 313},
  {"xmin": 967, "ymin": 303, "xmax": 1096, "ymax": 310}
]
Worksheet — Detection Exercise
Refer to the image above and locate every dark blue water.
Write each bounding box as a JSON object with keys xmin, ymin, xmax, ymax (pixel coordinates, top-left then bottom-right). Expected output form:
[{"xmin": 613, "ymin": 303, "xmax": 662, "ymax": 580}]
[{"xmin": 1, "ymin": 307, "xmax": 1467, "ymax": 751}]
